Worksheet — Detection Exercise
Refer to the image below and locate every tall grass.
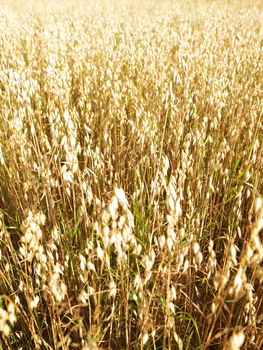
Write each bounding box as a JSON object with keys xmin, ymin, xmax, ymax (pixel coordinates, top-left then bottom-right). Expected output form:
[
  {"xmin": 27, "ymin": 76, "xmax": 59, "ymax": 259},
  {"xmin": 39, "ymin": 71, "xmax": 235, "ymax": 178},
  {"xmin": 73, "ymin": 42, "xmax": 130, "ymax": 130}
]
[{"xmin": 0, "ymin": 0, "xmax": 262, "ymax": 349}]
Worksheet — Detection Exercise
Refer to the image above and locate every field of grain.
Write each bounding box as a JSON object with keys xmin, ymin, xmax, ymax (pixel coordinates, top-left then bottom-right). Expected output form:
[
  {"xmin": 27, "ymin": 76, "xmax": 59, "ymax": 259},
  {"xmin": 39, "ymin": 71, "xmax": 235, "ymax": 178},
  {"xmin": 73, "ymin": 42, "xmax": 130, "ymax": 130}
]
[{"xmin": 0, "ymin": 0, "xmax": 262, "ymax": 349}]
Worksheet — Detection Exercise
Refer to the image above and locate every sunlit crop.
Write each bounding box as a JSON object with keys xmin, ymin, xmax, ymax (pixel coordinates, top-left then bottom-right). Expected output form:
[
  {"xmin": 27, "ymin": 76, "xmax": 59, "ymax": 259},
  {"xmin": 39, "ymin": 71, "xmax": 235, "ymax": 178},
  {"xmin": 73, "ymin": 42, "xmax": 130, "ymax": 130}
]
[{"xmin": 0, "ymin": 0, "xmax": 262, "ymax": 349}]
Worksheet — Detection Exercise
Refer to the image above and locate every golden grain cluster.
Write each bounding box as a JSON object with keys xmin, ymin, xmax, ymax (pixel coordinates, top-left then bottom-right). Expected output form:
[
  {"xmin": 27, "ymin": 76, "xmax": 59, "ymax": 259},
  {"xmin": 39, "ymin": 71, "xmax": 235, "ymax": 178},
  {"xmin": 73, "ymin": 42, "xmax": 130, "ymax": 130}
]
[{"xmin": 0, "ymin": 0, "xmax": 262, "ymax": 349}]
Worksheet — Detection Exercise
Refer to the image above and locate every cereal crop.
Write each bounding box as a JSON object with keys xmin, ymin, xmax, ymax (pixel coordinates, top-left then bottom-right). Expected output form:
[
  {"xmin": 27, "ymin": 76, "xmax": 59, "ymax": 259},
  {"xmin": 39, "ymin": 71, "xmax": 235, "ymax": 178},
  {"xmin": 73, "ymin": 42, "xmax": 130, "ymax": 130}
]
[{"xmin": 0, "ymin": 0, "xmax": 262, "ymax": 349}]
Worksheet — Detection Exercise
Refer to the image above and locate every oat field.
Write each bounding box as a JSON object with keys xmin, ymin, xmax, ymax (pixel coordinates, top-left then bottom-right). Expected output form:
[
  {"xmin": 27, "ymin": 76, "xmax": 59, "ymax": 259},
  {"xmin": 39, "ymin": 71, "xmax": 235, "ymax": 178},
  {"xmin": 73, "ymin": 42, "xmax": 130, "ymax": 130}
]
[{"xmin": 0, "ymin": 0, "xmax": 262, "ymax": 349}]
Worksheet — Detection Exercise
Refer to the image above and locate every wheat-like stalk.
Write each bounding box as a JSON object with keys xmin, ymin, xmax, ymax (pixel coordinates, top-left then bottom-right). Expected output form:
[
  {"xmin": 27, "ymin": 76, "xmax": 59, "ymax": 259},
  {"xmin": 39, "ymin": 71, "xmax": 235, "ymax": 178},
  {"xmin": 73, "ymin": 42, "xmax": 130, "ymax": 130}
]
[{"xmin": 0, "ymin": 0, "xmax": 262, "ymax": 349}]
